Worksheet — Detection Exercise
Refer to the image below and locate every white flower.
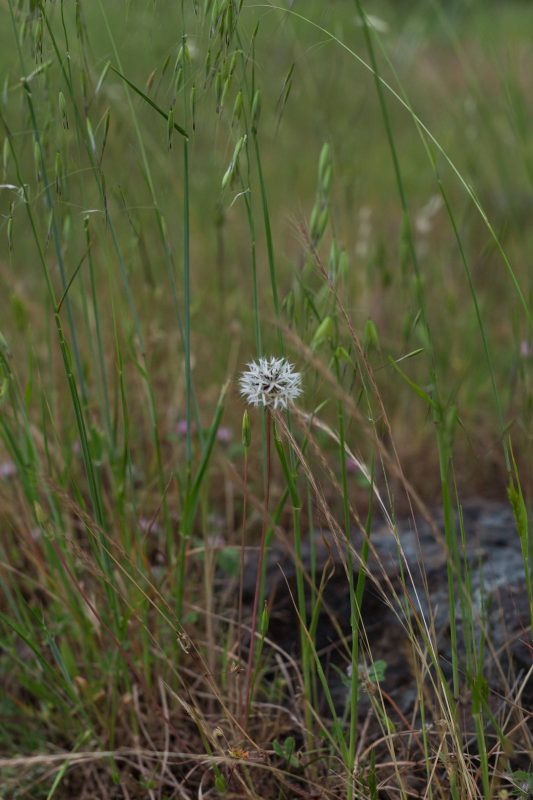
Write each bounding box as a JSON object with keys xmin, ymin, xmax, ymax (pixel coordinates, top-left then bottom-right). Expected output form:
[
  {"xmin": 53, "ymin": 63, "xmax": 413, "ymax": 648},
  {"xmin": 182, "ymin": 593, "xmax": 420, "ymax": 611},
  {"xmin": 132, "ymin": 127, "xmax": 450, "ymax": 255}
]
[{"xmin": 239, "ymin": 356, "xmax": 302, "ymax": 410}]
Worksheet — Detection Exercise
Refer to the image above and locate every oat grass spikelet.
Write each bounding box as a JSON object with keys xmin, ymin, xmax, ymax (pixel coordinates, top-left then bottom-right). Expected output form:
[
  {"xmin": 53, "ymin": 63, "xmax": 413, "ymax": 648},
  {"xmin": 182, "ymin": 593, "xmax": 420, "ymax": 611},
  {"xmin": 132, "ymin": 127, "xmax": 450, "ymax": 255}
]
[{"xmin": 239, "ymin": 356, "xmax": 302, "ymax": 410}]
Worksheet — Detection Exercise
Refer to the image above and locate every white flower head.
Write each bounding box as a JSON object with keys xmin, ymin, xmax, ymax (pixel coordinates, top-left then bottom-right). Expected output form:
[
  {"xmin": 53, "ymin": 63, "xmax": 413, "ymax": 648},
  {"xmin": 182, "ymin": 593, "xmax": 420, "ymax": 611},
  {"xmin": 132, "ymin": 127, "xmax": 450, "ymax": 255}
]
[{"xmin": 239, "ymin": 356, "xmax": 302, "ymax": 411}]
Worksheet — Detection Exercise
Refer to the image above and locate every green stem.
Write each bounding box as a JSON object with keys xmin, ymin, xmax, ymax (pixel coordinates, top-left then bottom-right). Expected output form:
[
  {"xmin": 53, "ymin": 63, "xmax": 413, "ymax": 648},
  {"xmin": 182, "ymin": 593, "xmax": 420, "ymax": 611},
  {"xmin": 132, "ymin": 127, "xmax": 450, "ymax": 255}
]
[
  {"xmin": 183, "ymin": 136, "xmax": 192, "ymax": 472},
  {"xmin": 244, "ymin": 409, "xmax": 271, "ymax": 723}
]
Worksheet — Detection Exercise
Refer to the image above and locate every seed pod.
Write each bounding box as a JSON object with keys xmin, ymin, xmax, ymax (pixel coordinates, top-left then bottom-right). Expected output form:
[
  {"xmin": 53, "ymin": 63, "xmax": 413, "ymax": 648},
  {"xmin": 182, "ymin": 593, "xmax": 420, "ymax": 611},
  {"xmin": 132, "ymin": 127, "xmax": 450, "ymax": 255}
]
[
  {"xmin": 363, "ymin": 318, "xmax": 380, "ymax": 352},
  {"xmin": 260, "ymin": 603, "xmax": 269, "ymax": 636},
  {"xmin": 335, "ymin": 346, "xmax": 351, "ymax": 364},
  {"xmin": 311, "ymin": 315, "xmax": 334, "ymax": 351},
  {"xmin": 338, "ymin": 249, "xmax": 349, "ymax": 277},
  {"xmin": 251, "ymin": 89, "xmax": 261, "ymax": 131},
  {"xmin": 204, "ymin": 48, "xmax": 212, "ymax": 81},
  {"xmin": 321, "ymin": 162, "xmax": 332, "ymax": 194},
  {"xmin": 311, "ymin": 202, "xmax": 329, "ymax": 244},
  {"xmin": 309, "ymin": 203, "xmax": 319, "ymax": 241},
  {"xmin": 232, "ymin": 89, "xmax": 243, "ymax": 125},
  {"xmin": 59, "ymin": 91, "xmax": 69, "ymax": 129},
  {"xmin": 174, "ymin": 65, "xmax": 183, "ymax": 94},
  {"xmin": 220, "ymin": 76, "xmax": 231, "ymax": 110},
  {"xmin": 328, "ymin": 239, "xmax": 339, "ymax": 277},
  {"xmin": 228, "ymin": 50, "xmax": 238, "ymax": 78},
  {"xmin": 145, "ymin": 68, "xmax": 156, "ymax": 93},
  {"xmin": 95, "ymin": 61, "xmax": 110, "ymax": 95},
  {"xmin": 242, "ymin": 410, "xmax": 251, "ymax": 449},
  {"xmin": 318, "ymin": 142, "xmax": 331, "ymax": 185},
  {"xmin": 221, "ymin": 133, "xmax": 246, "ymax": 189},
  {"xmin": 223, "ymin": 3, "xmax": 233, "ymax": 39},
  {"xmin": 317, "ymin": 205, "xmax": 329, "ymax": 239},
  {"xmin": 161, "ymin": 53, "xmax": 171, "ymax": 77},
  {"xmin": 86, "ymin": 117, "xmax": 96, "ymax": 153}
]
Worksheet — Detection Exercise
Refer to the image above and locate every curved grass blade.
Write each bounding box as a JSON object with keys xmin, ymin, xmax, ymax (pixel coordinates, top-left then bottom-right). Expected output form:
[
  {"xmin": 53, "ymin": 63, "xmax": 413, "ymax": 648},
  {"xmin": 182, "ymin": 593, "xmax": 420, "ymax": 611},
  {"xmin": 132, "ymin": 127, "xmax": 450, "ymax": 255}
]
[{"xmin": 110, "ymin": 66, "xmax": 188, "ymax": 139}]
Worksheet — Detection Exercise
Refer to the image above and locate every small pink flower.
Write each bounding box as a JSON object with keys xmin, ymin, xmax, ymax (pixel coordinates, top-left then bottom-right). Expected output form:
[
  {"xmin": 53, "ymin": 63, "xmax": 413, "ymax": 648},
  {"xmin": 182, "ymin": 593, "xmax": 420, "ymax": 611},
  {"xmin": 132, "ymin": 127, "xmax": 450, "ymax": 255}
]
[
  {"xmin": 0, "ymin": 461, "xmax": 16, "ymax": 479},
  {"xmin": 217, "ymin": 426, "xmax": 232, "ymax": 443},
  {"xmin": 177, "ymin": 419, "xmax": 196, "ymax": 436},
  {"xmin": 346, "ymin": 457, "xmax": 359, "ymax": 474},
  {"xmin": 520, "ymin": 340, "xmax": 532, "ymax": 358},
  {"xmin": 138, "ymin": 517, "xmax": 160, "ymax": 535}
]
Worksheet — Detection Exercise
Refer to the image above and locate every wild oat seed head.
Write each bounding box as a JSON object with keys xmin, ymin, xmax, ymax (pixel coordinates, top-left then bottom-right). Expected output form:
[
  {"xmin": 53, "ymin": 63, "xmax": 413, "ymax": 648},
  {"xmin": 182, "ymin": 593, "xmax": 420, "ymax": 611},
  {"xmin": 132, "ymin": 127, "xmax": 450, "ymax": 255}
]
[{"xmin": 239, "ymin": 356, "xmax": 302, "ymax": 411}]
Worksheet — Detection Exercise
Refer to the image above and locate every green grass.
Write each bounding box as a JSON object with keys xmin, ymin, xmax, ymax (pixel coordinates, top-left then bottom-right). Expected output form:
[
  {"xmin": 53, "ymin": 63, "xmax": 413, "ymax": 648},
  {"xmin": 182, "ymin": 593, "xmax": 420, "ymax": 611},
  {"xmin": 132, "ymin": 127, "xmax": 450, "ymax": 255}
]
[{"xmin": 0, "ymin": 0, "xmax": 532, "ymax": 797}]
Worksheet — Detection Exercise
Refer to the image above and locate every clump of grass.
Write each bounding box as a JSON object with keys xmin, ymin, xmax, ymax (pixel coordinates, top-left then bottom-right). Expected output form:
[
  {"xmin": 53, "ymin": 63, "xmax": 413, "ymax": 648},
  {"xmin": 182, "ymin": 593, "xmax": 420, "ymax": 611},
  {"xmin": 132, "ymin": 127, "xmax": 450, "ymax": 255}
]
[{"xmin": 0, "ymin": 0, "xmax": 532, "ymax": 797}]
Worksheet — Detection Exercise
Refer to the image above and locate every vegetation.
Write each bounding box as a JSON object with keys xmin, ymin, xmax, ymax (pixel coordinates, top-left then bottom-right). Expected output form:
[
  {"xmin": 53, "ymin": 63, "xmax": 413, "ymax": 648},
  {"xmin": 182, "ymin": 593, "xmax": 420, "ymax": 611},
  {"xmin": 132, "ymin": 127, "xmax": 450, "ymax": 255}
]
[{"xmin": 0, "ymin": 0, "xmax": 532, "ymax": 796}]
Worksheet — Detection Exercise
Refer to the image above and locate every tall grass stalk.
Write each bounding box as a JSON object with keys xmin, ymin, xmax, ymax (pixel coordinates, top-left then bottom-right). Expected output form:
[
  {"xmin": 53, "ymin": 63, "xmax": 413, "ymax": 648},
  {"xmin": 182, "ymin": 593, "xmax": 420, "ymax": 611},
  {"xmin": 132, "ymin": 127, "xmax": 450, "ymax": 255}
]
[
  {"xmin": 1, "ymin": 102, "xmax": 118, "ymax": 624},
  {"xmin": 333, "ymin": 357, "xmax": 360, "ymax": 798},
  {"xmin": 262, "ymin": 2, "xmax": 531, "ymax": 324},
  {"xmin": 243, "ymin": 408, "xmax": 272, "ymax": 722},
  {"xmin": 354, "ymin": 0, "xmax": 464, "ymax": 708},
  {"xmin": 237, "ymin": 410, "xmax": 250, "ymax": 721},
  {"xmin": 272, "ymin": 419, "xmax": 314, "ymax": 748}
]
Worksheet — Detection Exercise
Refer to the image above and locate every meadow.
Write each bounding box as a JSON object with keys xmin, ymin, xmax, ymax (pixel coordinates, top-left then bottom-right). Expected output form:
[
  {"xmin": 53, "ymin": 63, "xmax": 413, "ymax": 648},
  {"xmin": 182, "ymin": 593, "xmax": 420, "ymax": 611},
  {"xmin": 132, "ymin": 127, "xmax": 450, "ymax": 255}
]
[{"xmin": 0, "ymin": 0, "xmax": 532, "ymax": 797}]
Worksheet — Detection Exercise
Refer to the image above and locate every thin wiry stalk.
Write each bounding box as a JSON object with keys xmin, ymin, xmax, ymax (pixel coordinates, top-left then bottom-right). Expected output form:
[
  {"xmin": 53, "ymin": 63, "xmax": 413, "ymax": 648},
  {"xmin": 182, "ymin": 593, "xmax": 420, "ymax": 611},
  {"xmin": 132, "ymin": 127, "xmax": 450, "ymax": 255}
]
[
  {"xmin": 183, "ymin": 135, "xmax": 193, "ymax": 472},
  {"xmin": 237, "ymin": 439, "xmax": 249, "ymax": 721},
  {"xmin": 243, "ymin": 409, "xmax": 271, "ymax": 723}
]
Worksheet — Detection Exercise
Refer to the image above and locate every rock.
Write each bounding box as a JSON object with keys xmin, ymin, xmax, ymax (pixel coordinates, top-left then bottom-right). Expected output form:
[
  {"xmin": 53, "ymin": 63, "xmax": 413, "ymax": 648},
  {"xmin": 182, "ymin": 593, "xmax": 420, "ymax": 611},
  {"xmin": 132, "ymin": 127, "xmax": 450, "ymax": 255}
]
[{"xmin": 242, "ymin": 499, "xmax": 532, "ymax": 719}]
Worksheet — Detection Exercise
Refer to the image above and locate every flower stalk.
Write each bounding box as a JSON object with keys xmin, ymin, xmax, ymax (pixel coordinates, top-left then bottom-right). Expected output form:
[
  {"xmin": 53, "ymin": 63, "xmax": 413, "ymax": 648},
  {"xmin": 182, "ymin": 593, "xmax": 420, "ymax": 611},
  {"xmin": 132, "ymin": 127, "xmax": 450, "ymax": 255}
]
[
  {"xmin": 243, "ymin": 408, "xmax": 272, "ymax": 723},
  {"xmin": 239, "ymin": 356, "xmax": 302, "ymax": 723}
]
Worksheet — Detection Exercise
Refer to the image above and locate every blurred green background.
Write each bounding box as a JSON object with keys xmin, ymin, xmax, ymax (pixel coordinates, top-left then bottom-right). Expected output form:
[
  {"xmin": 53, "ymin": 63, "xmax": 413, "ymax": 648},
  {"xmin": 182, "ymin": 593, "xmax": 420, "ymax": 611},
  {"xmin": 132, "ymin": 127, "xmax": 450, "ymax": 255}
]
[{"xmin": 1, "ymin": 0, "xmax": 532, "ymax": 497}]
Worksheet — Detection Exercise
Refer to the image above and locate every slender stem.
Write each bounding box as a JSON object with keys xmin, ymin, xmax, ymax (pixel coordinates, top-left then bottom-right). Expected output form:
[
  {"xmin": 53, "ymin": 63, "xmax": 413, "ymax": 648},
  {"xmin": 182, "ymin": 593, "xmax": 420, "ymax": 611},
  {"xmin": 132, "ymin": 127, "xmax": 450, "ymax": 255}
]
[
  {"xmin": 183, "ymin": 138, "xmax": 192, "ymax": 473},
  {"xmin": 355, "ymin": 0, "xmax": 464, "ymax": 701},
  {"xmin": 237, "ymin": 447, "xmax": 249, "ymax": 721},
  {"xmin": 334, "ymin": 370, "xmax": 359, "ymax": 799},
  {"xmin": 243, "ymin": 410, "xmax": 271, "ymax": 723}
]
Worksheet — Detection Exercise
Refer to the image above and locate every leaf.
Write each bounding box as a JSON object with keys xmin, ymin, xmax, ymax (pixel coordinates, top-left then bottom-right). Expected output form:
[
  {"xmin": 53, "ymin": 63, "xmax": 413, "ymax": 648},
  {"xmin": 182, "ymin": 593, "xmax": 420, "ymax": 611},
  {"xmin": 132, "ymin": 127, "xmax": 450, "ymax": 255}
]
[
  {"xmin": 311, "ymin": 315, "xmax": 334, "ymax": 351},
  {"xmin": 272, "ymin": 737, "xmax": 300, "ymax": 769},
  {"xmin": 388, "ymin": 355, "xmax": 435, "ymax": 409},
  {"xmin": 366, "ymin": 659, "xmax": 387, "ymax": 683},
  {"xmin": 272, "ymin": 739, "xmax": 285, "ymax": 758},
  {"xmin": 110, "ymin": 66, "xmax": 188, "ymax": 139}
]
